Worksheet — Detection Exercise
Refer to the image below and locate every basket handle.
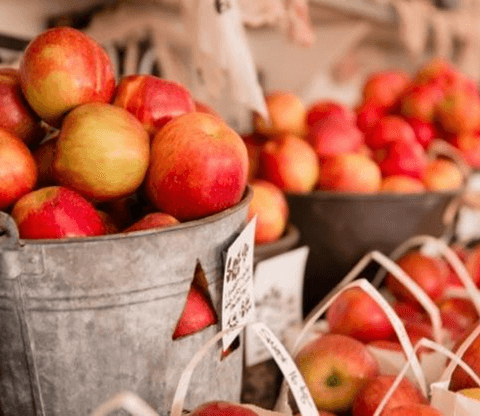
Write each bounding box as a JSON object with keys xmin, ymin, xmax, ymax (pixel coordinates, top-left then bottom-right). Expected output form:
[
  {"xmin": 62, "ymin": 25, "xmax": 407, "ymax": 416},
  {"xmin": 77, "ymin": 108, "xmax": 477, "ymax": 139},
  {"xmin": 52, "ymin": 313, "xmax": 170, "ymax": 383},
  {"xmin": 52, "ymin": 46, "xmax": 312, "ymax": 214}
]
[{"xmin": 0, "ymin": 211, "xmax": 20, "ymax": 250}]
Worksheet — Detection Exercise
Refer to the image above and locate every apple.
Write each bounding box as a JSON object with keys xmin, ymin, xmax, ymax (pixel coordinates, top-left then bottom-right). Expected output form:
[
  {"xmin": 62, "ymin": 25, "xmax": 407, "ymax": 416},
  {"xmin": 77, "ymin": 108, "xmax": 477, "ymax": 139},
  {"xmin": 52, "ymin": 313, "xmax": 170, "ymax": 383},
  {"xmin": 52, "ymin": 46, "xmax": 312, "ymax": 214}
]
[
  {"xmin": 254, "ymin": 91, "xmax": 306, "ymax": 137},
  {"xmin": 317, "ymin": 153, "xmax": 382, "ymax": 193},
  {"xmin": 413, "ymin": 57, "xmax": 458, "ymax": 89},
  {"xmin": 0, "ymin": 67, "xmax": 44, "ymax": 146},
  {"xmin": 189, "ymin": 402, "xmax": 257, "ymax": 416},
  {"xmin": 380, "ymin": 175, "xmax": 425, "ymax": 194},
  {"xmin": 355, "ymin": 101, "xmax": 387, "ymax": 133},
  {"xmin": 123, "ymin": 212, "xmax": 179, "ymax": 233},
  {"xmin": 11, "ymin": 186, "xmax": 106, "ymax": 239},
  {"xmin": 32, "ymin": 137, "xmax": 57, "ymax": 188},
  {"xmin": 392, "ymin": 301, "xmax": 426, "ymax": 323},
  {"xmin": 352, "ymin": 374, "xmax": 427, "ymax": 416},
  {"xmin": 382, "ymin": 404, "xmax": 444, "ymax": 416},
  {"xmin": 365, "ymin": 116, "xmax": 417, "ymax": 150},
  {"xmin": 422, "ymin": 159, "xmax": 464, "ymax": 191},
  {"xmin": 53, "ymin": 103, "xmax": 150, "ymax": 202},
  {"xmin": 362, "ymin": 70, "xmax": 411, "ymax": 109},
  {"xmin": 450, "ymin": 132, "xmax": 480, "ymax": 169},
  {"xmin": 437, "ymin": 90, "xmax": 480, "ymax": 134},
  {"xmin": 258, "ymin": 133, "xmax": 319, "ymax": 193},
  {"xmin": 399, "ymin": 84, "xmax": 444, "ymax": 123},
  {"xmin": 0, "ymin": 128, "xmax": 37, "ymax": 210},
  {"xmin": 458, "ymin": 387, "xmax": 480, "ymax": 401},
  {"xmin": 306, "ymin": 100, "xmax": 356, "ymax": 131},
  {"xmin": 96, "ymin": 210, "xmax": 120, "ymax": 235},
  {"xmin": 326, "ymin": 287, "xmax": 395, "ymax": 343},
  {"xmin": 295, "ymin": 333, "xmax": 379, "ymax": 412},
  {"xmin": 97, "ymin": 193, "xmax": 146, "ymax": 231},
  {"xmin": 308, "ymin": 114, "xmax": 364, "ymax": 157},
  {"xmin": 145, "ymin": 112, "xmax": 248, "ymax": 221},
  {"xmin": 438, "ymin": 298, "xmax": 479, "ymax": 342},
  {"xmin": 465, "ymin": 244, "xmax": 480, "ymax": 288},
  {"xmin": 248, "ymin": 180, "xmax": 289, "ymax": 245},
  {"xmin": 374, "ymin": 140, "xmax": 428, "ymax": 179},
  {"xmin": 19, "ymin": 27, "xmax": 116, "ymax": 127},
  {"xmin": 450, "ymin": 323, "xmax": 480, "ymax": 391},
  {"xmin": 446, "ymin": 244, "xmax": 470, "ymax": 288},
  {"xmin": 113, "ymin": 75, "xmax": 195, "ymax": 137},
  {"xmin": 194, "ymin": 100, "xmax": 220, "ymax": 118},
  {"xmin": 243, "ymin": 132, "xmax": 266, "ymax": 181},
  {"xmin": 404, "ymin": 118, "xmax": 439, "ymax": 149},
  {"xmin": 385, "ymin": 251, "xmax": 449, "ymax": 304}
]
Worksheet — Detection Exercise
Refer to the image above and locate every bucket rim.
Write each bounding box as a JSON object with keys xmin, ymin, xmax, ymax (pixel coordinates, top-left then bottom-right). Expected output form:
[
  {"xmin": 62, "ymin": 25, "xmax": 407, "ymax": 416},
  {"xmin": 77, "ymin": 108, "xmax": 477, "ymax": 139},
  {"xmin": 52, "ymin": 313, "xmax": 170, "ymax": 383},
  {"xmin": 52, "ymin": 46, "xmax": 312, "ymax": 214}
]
[{"xmin": 11, "ymin": 186, "xmax": 253, "ymax": 246}]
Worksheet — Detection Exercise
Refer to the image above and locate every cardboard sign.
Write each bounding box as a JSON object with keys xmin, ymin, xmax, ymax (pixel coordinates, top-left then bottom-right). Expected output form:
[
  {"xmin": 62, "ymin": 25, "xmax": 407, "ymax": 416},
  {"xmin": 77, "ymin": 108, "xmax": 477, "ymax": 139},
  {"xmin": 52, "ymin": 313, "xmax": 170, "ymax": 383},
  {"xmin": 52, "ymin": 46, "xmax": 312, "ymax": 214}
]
[
  {"xmin": 222, "ymin": 217, "xmax": 256, "ymax": 351},
  {"xmin": 246, "ymin": 246, "xmax": 309, "ymax": 366}
]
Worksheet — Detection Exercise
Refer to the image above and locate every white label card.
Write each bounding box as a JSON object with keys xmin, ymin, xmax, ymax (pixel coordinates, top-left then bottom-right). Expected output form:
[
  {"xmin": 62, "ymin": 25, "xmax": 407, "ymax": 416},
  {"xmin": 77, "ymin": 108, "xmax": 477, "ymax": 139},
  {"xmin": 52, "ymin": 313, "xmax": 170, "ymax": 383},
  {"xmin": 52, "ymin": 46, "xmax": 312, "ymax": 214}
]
[
  {"xmin": 251, "ymin": 322, "xmax": 319, "ymax": 416},
  {"xmin": 246, "ymin": 246, "xmax": 309, "ymax": 366},
  {"xmin": 222, "ymin": 217, "xmax": 256, "ymax": 351}
]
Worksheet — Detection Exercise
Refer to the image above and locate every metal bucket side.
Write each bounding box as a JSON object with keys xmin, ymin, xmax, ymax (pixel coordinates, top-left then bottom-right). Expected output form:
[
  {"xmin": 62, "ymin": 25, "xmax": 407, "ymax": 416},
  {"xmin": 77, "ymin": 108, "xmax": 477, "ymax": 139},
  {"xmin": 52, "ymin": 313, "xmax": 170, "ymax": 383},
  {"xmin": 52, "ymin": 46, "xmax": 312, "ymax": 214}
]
[
  {"xmin": 0, "ymin": 188, "xmax": 253, "ymax": 416},
  {"xmin": 286, "ymin": 190, "xmax": 459, "ymax": 316}
]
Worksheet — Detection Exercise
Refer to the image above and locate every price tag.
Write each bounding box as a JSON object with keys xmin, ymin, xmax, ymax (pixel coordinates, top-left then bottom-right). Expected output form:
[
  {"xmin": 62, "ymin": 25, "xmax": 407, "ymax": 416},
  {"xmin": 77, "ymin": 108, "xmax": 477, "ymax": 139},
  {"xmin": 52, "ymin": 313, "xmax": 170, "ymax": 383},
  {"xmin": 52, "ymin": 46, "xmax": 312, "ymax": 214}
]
[
  {"xmin": 222, "ymin": 217, "xmax": 256, "ymax": 351},
  {"xmin": 251, "ymin": 322, "xmax": 318, "ymax": 416},
  {"xmin": 246, "ymin": 246, "xmax": 309, "ymax": 366}
]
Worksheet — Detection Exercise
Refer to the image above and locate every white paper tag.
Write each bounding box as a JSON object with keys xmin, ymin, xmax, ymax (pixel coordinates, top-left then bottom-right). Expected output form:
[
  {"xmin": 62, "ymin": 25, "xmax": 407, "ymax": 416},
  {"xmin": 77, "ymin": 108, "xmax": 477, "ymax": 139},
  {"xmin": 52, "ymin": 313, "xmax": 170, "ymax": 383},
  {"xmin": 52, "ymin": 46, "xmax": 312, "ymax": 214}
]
[
  {"xmin": 222, "ymin": 217, "xmax": 257, "ymax": 351},
  {"xmin": 246, "ymin": 246, "xmax": 309, "ymax": 367},
  {"xmin": 251, "ymin": 322, "xmax": 319, "ymax": 416}
]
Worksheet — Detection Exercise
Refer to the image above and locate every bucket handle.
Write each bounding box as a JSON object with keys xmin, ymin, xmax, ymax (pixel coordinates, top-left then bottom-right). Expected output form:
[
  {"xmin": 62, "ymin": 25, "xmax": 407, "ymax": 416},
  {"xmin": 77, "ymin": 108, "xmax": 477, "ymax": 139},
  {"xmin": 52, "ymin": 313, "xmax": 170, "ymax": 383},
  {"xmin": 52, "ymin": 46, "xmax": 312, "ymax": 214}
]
[{"xmin": 0, "ymin": 211, "xmax": 20, "ymax": 250}]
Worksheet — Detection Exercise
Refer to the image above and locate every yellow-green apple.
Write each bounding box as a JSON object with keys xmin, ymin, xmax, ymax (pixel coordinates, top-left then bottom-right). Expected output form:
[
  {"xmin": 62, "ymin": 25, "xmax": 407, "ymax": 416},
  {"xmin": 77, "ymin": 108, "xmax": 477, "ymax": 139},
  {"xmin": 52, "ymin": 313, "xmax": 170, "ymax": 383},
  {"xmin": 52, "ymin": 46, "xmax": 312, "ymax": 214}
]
[
  {"xmin": 382, "ymin": 404, "xmax": 444, "ymax": 416},
  {"xmin": 352, "ymin": 374, "xmax": 427, "ymax": 416},
  {"xmin": 295, "ymin": 333, "xmax": 379, "ymax": 412},
  {"xmin": 380, "ymin": 175, "xmax": 425, "ymax": 193},
  {"xmin": 365, "ymin": 116, "xmax": 416, "ymax": 151},
  {"xmin": 438, "ymin": 298, "xmax": 479, "ymax": 342},
  {"xmin": 355, "ymin": 101, "xmax": 387, "ymax": 133},
  {"xmin": 375, "ymin": 140, "xmax": 427, "ymax": 179},
  {"xmin": 450, "ymin": 132, "xmax": 480, "ymax": 169},
  {"xmin": 450, "ymin": 323, "xmax": 480, "ymax": 391},
  {"xmin": 0, "ymin": 128, "xmax": 37, "ymax": 210},
  {"xmin": 194, "ymin": 100, "xmax": 220, "ymax": 118},
  {"xmin": 458, "ymin": 387, "xmax": 480, "ymax": 401},
  {"xmin": 254, "ymin": 91, "xmax": 306, "ymax": 137},
  {"xmin": 32, "ymin": 137, "xmax": 57, "ymax": 188},
  {"xmin": 113, "ymin": 75, "xmax": 195, "ymax": 137},
  {"xmin": 54, "ymin": 103, "xmax": 150, "ymax": 202},
  {"xmin": 96, "ymin": 210, "xmax": 120, "ymax": 235},
  {"xmin": 123, "ymin": 212, "xmax": 179, "ymax": 233},
  {"xmin": 385, "ymin": 251, "xmax": 449, "ymax": 304},
  {"xmin": 326, "ymin": 287, "xmax": 395, "ymax": 343},
  {"xmin": 11, "ymin": 186, "xmax": 106, "ymax": 239},
  {"xmin": 437, "ymin": 90, "xmax": 480, "ymax": 134},
  {"xmin": 248, "ymin": 180, "xmax": 288, "ymax": 245},
  {"xmin": 422, "ymin": 159, "xmax": 463, "ymax": 191},
  {"xmin": 317, "ymin": 153, "xmax": 382, "ymax": 193},
  {"xmin": 306, "ymin": 100, "xmax": 356, "ymax": 131},
  {"xmin": 362, "ymin": 70, "xmax": 411, "ymax": 109},
  {"xmin": 404, "ymin": 117, "xmax": 439, "ymax": 149},
  {"xmin": 259, "ymin": 133, "xmax": 319, "ymax": 193},
  {"xmin": 19, "ymin": 27, "xmax": 116, "ymax": 127},
  {"xmin": 399, "ymin": 84, "xmax": 444, "ymax": 123},
  {"xmin": 145, "ymin": 112, "xmax": 248, "ymax": 221},
  {"xmin": 308, "ymin": 114, "xmax": 364, "ymax": 157},
  {"xmin": 0, "ymin": 68, "xmax": 44, "ymax": 146}
]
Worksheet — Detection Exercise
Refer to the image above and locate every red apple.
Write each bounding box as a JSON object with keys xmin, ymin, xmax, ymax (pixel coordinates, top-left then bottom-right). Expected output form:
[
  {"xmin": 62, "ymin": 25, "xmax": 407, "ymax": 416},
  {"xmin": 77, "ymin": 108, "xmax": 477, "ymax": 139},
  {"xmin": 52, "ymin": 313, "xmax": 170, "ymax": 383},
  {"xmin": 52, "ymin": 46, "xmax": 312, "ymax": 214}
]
[
  {"xmin": 19, "ymin": 27, "xmax": 116, "ymax": 127},
  {"xmin": 446, "ymin": 244, "xmax": 470, "ymax": 288},
  {"xmin": 362, "ymin": 70, "xmax": 411, "ymax": 109},
  {"xmin": 385, "ymin": 251, "xmax": 449, "ymax": 304},
  {"xmin": 97, "ymin": 193, "xmax": 144, "ymax": 231},
  {"xmin": 190, "ymin": 402, "xmax": 257, "ymax": 416},
  {"xmin": 145, "ymin": 112, "xmax": 248, "ymax": 221},
  {"xmin": 365, "ymin": 116, "xmax": 417, "ymax": 150},
  {"xmin": 194, "ymin": 100, "xmax": 220, "ymax": 118},
  {"xmin": 317, "ymin": 153, "xmax": 382, "ymax": 193},
  {"xmin": 326, "ymin": 287, "xmax": 395, "ymax": 343},
  {"xmin": 404, "ymin": 118, "xmax": 439, "ymax": 149},
  {"xmin": 248, "ymin": 180, "xmax": 289, "ymax": 245},
  {"xmin": 0, "ymin": 68, "xmax": 44, "ymax": 146},
  {"xmin": 451, "ymin": 132, "xmax": 480, "ymax": 169},
  {"xmin": 259, "ymin": 133, "xmax": 319, "ymax": 193},
  {"xmin": 352, "ymin": 375, "xmax": 427, "ymax": 416},
  {"xmin": 11, "ymin": 186, "xmax": 106, "ymax": 239},
  {"xmin": 113, "ymin": 75, "xmax": 195, "ymax": 137},
  {"xmin": 96, "ymin": 210, "xmax": 120, "ymax": 235},
  {"xmin": 437, "ymin": 90, "xmax": 480, "ymax": 134},
  {"xmin": 413, "ymin": 57, "xmax": 458, "ymax": 90},
  {"xmin": 380, "ymin": 175, "xmax": 425, "ymax": 194},
  {"xmin": 375, "ymin": 140, "xmax": 428, "ymax": 179},
  {"xmin": 355, "ymin": 101, "xmax": 387, "ymax": 133},
  {"xmin": 383, "ymin": 404, "xmax": 444, "ymax": 416},
  {"xmin": 422, "ymin": 159, "xmax": 464, "ymax": 191},
  {"xmin": 450, "ymin": 323, "xmax": 480, "ymax": 391},
  {"xmin": 254, "ymin": 91, "xmax": 306, "ymax": 137},
  {"xmin": 123, "ymin": 212, "xmax": 179, "ymax": 233},
  {"xmin": 0, "ymin": 128, "xmax": 37, "ymax": 210},
  {"xmin": 54, "ymin": 103, "xmax": 150, "ymax": 202},
  {"xmin": 438, "ymin": 298, "xmax": 479, "ymax": 342},
  {"xmin": 32, "ymin": 137, "xmax": 57, "ymax": 188},
  {"xmin": 295, "ymin": 333, "xmax": 379, "ymax": 412},
  {"xmin": 465, "ymin": 244, "xmax": 480, "ymax": 288},
  {"xmin": 306, "ymin": 100, "xmax": 356, "ymax": 131},
  {"xmin": 392, "ymin": 301, "xmax": 426, "ymax": 323},
  {"xmin": 308, "ymin": 114, "xmax": 364, "ymax": 157},
  {"xmin": 399, "ymin": 84, "xmax": 444, "ymax": 123}
]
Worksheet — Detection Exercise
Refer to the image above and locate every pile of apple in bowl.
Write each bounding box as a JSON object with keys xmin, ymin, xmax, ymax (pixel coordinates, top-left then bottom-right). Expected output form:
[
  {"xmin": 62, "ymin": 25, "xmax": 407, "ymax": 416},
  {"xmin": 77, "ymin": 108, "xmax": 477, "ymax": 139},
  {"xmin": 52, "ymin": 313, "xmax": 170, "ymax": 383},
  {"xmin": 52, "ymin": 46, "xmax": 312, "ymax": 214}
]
[{"xmin": 0, "ymin": 27, "xmax": 251, "ymax": 240}]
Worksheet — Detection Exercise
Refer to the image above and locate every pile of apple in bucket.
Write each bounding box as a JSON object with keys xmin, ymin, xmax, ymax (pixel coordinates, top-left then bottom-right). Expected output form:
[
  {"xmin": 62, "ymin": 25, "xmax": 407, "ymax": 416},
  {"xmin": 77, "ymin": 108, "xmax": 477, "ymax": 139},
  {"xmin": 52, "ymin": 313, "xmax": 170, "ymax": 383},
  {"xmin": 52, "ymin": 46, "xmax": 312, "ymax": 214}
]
[{"xmin": 0, "ymin": 26, "xmax": 250, "ymax": 238}]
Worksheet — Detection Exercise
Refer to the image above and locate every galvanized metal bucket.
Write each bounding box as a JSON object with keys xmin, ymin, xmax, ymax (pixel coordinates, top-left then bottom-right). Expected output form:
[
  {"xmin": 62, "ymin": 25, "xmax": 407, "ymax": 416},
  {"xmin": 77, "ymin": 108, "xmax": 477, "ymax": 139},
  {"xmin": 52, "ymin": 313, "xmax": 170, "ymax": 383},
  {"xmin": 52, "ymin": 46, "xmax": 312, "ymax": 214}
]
[
  {"xmin": 0, "ymin": 188, "xmax": 252, "ymax": 416},
  {"xmin": 286, "ymin": 190, "xmax": 460, "ymax": 316}
]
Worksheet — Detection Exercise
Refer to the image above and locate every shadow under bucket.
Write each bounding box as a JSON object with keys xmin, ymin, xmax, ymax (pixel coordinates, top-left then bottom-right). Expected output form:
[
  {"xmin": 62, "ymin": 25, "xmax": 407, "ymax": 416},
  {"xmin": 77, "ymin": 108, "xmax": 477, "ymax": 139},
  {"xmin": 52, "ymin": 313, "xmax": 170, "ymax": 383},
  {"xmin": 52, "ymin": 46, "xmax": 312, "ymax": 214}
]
[
  {"xmin": 286, "ymin": 190, "xmax": 460, "ymax": 317},
  {"xmin": 0, "ymin": 188, "xmax": 252, "ymax": 416}
]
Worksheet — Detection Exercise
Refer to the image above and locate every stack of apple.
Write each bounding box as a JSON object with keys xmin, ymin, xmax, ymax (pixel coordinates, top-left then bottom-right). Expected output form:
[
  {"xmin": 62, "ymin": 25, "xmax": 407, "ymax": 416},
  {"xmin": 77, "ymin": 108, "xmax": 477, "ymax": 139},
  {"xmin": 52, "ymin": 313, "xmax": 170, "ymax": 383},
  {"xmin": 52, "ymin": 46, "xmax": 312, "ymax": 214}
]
[
  {"xmin": 0, "ymin": 26, "xmax": 251, "ymax": 240},
  {"xmin": 246, "ymin": 57, "xmax": 480, "ymax": 198}
]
